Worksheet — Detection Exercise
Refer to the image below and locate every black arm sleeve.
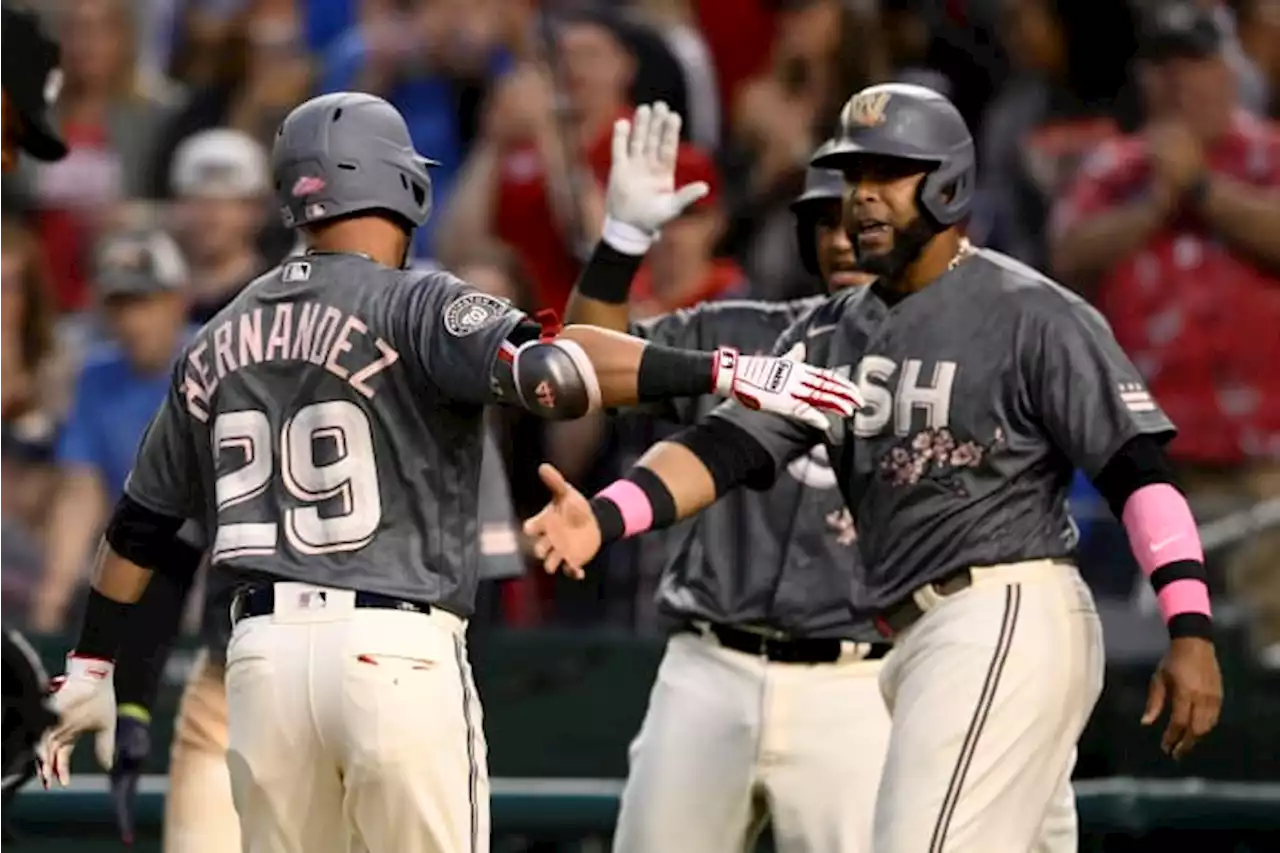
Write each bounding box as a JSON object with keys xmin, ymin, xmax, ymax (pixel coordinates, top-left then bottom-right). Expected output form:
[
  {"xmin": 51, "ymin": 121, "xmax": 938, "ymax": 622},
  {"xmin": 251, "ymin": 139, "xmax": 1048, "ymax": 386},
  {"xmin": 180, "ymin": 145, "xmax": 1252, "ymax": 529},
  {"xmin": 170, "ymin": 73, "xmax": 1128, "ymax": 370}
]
[
  {"xmin": 668, "ymin": 416, "xmax": 777, "ymax": 495},
  {"xmin": 574, "ymin": 239, "xmax": 644, "ymax": 304},
  {"xmin": 1091, "ymin": 433, "xmax": 1179, "ymax": 518},
  {"xmin": 114, "ymin": 567, "xmax": 196, "ymax": 712},
  {"xmin": 104, "ymin": 495, "xmax": 200, "ymax": 580}
]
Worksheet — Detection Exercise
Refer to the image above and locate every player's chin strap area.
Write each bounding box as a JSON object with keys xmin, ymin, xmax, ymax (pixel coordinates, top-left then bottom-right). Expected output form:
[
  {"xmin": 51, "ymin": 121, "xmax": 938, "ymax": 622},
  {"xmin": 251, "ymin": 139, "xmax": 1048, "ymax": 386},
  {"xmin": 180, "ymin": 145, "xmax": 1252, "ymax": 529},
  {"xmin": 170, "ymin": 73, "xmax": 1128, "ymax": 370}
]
[{"xmin": 509, "ymin": 310, "xmax": 603, "ymax": 420}]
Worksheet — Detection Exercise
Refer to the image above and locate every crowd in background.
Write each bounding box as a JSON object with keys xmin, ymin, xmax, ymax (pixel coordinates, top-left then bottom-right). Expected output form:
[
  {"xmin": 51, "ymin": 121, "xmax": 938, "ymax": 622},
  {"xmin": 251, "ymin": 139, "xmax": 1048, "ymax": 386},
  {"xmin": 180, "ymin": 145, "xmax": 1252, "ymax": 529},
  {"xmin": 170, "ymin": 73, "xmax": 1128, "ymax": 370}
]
[{"xmin": 2, "ymin": 0, "xmax": 1279, "ymax": 664}]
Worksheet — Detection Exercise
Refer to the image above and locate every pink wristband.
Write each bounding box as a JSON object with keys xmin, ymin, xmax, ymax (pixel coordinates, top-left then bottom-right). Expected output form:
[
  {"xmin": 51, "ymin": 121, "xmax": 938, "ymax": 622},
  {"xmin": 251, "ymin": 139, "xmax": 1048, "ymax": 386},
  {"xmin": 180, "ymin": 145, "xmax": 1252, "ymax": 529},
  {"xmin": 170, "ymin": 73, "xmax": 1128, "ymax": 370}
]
[
  {"xmin": 1156, "ymin": 579, "xmax": 1213, "ymax": 621},
  {"xmin": 596, "ymin": 480, "xmax": 655, "ymax": 538}
]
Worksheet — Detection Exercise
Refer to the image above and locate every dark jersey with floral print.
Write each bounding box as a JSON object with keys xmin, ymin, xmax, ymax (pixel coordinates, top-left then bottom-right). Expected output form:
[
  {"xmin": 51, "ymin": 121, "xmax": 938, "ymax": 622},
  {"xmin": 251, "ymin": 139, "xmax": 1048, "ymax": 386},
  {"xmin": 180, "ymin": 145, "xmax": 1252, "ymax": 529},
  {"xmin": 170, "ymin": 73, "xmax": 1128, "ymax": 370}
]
[{"xmin": 710, "ymin": 249, "xmax": 1175, "ymax": 611}]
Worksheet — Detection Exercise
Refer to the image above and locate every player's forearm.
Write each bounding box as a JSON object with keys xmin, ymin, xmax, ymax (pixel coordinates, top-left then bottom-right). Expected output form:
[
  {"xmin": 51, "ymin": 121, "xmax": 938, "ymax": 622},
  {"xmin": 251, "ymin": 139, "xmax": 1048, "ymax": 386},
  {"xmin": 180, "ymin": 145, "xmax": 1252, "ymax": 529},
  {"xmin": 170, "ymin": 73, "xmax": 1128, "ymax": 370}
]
[
  {"xmin": 74, "ymin": 496, "xmax": 197, "ymax": 661},
  {"xmin": 556, "ymin": 324, "xmax": 717, "ymax": 408},
  {"xmin": 1092, "ymin": 435, "xmax": 1213, "ymax": 641},
  {"xmin": 588, "ymin": 419, "xmax": 775, "ymax": 545},
  {"xmin": 563, "ymin": 235, "xmax": 644, "ymax": 331},
  {"xmin": 432, "ymin": 141, "xmax": 501, "ymax": 267},
  {"xmin": 114, "ymin": 567, "xmax": 195, "ymax": 713},
  {"xmin": 1051, "ymin": 193, "xmax": 1173, "ymax": 283},
  {"xmin": 1196, "ymin": 176, "xmax": 1280, "ymax": 274}
]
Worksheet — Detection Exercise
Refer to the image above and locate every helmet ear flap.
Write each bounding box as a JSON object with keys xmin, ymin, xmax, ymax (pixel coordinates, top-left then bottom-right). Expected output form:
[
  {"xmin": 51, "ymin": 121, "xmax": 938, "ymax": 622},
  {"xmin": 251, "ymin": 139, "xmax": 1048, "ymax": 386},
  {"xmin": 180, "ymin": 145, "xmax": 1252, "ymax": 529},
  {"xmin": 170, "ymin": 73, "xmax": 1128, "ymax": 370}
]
[{"xmin": 916, "ymin": 146, "xmax": 975, "ymax": 228}]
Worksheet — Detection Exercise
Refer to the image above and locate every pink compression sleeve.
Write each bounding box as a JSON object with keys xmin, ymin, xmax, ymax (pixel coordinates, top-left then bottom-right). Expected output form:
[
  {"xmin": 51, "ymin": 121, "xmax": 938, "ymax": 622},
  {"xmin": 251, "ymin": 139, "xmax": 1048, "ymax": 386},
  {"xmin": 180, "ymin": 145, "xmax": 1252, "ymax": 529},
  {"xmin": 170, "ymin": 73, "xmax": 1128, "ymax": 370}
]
[{"xmin": 1121, "ymin": 483, "xmax": 1212, "ymax": 621}]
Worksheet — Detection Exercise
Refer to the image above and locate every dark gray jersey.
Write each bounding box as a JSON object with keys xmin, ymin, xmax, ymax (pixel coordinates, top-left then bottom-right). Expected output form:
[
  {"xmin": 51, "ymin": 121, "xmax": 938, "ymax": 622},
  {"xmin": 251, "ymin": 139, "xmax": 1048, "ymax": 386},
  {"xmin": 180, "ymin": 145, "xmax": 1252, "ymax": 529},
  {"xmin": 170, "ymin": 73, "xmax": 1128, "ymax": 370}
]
[
  {"xmin": 714, "ymin": 249, "xmax": 1175, "ymax": 611},
  {"xmin": 632, "ymin": 297, "xmax": 873, "ymax": 640},
  {"xmin": 124, "ymin": 253, "xmax": 528, "ymax": 617}
]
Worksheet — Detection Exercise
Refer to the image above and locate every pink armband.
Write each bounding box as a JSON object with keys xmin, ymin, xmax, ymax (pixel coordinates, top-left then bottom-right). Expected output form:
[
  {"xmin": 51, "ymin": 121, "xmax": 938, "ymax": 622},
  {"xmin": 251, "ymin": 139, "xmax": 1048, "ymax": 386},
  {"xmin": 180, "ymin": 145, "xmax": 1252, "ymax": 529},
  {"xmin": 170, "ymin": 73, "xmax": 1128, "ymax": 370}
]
[
  {"xmin": 1121, "ymin": 483, "xmax": 1212, "ymax": 623},
  {"xmin": 596, "ymin": 480, "xmax": 655, "ymax": 539}
]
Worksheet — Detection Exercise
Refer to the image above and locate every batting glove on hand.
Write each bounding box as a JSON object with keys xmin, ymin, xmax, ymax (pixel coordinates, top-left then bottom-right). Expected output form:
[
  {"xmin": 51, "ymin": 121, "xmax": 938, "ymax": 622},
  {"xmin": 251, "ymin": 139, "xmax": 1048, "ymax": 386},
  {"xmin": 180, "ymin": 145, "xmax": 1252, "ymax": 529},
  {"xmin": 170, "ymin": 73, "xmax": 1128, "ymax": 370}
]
[
  {"xmin": 601, "ymin": 101, "xmax": 710, "ymax": 255},
  {"xmin": 35, "ymin": 655, "xmax": 117, "ymax": 788},
  {"xmin": 712, "ymin": 343, "xmax": 865, "ymax": 431},
  {"xmin": 109, "ymin": 705, "xmax": 152, "ymax": 845}
]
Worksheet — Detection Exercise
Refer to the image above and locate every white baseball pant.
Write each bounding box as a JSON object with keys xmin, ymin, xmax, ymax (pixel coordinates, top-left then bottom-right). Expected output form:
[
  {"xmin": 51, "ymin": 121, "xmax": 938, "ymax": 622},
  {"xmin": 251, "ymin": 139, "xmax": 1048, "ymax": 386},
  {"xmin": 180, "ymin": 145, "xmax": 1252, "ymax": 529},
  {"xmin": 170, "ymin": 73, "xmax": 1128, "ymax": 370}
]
[
  {"xmin": 224, "ymin": 583, "xmax": 488, "ymax": 853},
  {"xmin": 873, "ymin": 559, "xmax": 1105, "ymax": 853},
  {"xmin": 612, "ymin": 629, "xmax": 891, "ymax": 853}
]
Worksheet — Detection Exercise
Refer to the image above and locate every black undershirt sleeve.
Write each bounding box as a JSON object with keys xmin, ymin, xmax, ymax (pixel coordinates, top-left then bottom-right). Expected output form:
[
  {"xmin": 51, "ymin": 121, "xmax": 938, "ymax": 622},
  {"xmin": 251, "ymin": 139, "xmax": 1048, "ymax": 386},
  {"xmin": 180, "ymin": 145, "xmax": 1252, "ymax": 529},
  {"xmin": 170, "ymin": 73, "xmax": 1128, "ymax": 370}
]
[{"xmin": 1091, "ymin": 434, "xmax": 1179, "ymax": 518}]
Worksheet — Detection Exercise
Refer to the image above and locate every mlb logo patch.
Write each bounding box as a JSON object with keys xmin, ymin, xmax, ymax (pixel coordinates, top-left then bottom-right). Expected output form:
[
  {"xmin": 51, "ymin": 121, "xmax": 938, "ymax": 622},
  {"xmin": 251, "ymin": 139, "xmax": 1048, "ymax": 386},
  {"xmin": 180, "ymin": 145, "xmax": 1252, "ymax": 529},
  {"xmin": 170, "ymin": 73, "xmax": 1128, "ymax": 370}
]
[
  {"xmin": 292, "ymin": 175, "xmax": 327, "ymax": 197},
  {"xmin": 282, "ymin": 261, "xmax": 311, "ymax": 282}
]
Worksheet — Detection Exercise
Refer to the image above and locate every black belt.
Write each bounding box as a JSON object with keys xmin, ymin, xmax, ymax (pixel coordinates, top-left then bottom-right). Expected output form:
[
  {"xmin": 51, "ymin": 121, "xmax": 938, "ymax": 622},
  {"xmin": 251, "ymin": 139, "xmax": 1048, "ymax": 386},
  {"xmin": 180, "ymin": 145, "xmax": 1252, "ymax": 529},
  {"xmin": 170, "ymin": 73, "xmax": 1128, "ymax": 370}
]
[
  {"xmin": 873, "ymin": 568, "xmax": 975, "ymax": 639},
  {"xmin": 683, "ymin": 622, "xmax": 891, "ymax": 665},
  {"xmin": 231, "ymin": 585, "xmax": 431, "ymax": 624}
]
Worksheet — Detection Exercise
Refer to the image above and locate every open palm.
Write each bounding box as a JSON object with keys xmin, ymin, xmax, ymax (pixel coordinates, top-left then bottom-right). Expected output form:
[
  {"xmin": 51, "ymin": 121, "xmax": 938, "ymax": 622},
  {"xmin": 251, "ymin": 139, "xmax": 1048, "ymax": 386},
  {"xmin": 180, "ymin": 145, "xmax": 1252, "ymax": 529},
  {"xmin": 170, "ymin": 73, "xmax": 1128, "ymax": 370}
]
[{"xmin": 522, "ymin": 464, "xmax": 602, "ymax": 579}]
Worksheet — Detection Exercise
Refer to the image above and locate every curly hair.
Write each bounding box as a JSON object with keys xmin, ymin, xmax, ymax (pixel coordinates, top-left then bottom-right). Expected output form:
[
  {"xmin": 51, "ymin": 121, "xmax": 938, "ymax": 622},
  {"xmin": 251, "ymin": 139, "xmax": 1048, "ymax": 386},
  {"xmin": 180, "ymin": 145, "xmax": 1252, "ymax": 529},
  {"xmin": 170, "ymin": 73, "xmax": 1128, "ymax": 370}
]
[{"xmin": 1, "ymin": 217, "xmax": 56, "ymax": 379}]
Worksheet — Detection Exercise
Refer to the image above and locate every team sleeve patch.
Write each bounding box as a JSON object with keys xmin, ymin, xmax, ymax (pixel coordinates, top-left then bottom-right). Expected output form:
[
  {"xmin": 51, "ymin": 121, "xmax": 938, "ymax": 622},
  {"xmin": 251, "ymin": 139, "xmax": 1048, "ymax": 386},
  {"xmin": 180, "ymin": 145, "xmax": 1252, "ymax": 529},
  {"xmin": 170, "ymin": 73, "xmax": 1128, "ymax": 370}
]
[
  {"xmin": 443, "ymin": 292, "xmax": 512, "ymax": 337},
  {"xmin": 1118, "ymin": 381, "xmax": 1157, "ymax": 413}
]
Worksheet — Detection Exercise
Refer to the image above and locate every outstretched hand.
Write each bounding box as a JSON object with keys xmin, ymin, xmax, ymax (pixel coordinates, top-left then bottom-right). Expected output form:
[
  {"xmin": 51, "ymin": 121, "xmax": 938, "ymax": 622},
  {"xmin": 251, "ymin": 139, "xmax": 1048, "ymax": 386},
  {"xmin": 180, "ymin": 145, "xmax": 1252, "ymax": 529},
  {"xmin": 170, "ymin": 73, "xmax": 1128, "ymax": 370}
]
[
  {"xmin": 605, "ymin": 102, "xmax": 710, "ymax": 236},
  {"xmin": 522, "ymin": 464, "xmax": 602, "ymax": 580}
]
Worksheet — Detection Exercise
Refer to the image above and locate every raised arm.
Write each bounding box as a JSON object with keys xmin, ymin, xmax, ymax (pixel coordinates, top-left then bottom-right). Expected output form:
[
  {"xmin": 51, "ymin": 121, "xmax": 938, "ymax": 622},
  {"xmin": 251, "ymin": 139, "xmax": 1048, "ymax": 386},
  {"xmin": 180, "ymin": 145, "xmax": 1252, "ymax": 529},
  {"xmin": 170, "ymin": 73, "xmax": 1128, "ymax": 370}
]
[{"xmin": 563, "ymin": 101, "xmax": 710, "ymax": 332}]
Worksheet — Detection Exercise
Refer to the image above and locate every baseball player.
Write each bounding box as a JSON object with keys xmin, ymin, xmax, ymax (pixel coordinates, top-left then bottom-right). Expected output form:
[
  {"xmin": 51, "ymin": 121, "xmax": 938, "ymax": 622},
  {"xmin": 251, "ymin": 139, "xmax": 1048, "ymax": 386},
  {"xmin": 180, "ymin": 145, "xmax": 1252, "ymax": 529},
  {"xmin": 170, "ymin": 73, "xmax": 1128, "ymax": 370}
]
[
  {"xmin": 565, "ymin": 104, "xmax": 888, "ymax": 853},
  {"xmin": 35, "ymin": 92, "xmax": 861, "ymax": 853},
  {"xmin": 525, "ymin": 84, "xmax": 1224, "ymax": 853}
]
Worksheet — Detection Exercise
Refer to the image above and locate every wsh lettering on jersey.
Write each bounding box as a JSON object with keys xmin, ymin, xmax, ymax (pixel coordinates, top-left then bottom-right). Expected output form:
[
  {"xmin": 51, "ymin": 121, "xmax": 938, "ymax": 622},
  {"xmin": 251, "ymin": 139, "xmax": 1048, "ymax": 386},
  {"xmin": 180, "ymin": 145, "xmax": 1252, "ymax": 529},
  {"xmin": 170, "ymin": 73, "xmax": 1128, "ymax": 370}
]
[{"xmin": 852, "ymin": 356, "xmax": 958, "ymax": 438}]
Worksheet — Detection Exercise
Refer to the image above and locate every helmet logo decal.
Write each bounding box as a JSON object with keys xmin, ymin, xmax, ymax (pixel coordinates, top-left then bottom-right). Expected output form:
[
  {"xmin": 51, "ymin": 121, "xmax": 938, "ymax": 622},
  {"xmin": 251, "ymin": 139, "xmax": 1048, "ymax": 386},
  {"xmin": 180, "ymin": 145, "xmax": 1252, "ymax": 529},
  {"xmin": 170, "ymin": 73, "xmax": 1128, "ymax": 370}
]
[
  {"xmin": 292, "ymin": 176, "xmax": 327, "ymax": 196},
  {"xmin": 842, "ymin": 91, "xmax": 891, "ymax": 128}
]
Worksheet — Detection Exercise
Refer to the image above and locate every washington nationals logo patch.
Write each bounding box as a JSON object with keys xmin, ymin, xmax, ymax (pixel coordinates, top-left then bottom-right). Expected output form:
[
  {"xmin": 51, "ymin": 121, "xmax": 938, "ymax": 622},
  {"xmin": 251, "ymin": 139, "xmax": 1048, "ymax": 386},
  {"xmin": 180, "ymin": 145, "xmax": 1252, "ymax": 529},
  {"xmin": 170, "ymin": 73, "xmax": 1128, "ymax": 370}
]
[{"xmin": 444, "ymin": 292, "xmax": 510, "ymax": 337}]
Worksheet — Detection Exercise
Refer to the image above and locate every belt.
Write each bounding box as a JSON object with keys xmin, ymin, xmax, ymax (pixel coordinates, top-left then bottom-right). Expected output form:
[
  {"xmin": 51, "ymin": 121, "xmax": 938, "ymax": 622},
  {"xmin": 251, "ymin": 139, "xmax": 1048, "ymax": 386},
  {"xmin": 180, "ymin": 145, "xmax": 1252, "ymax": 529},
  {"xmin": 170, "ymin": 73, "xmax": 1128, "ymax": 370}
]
[
  {"xmin": 684, "ymin": 622, "xmax": 891, "ymax": 665},
  {"xmin": 230, "ymin": 585, "xmax": 431, "ymax": 624},
  {"xmin": 874, "ymin": 568, "xmax": 974, "ymax": 639}
]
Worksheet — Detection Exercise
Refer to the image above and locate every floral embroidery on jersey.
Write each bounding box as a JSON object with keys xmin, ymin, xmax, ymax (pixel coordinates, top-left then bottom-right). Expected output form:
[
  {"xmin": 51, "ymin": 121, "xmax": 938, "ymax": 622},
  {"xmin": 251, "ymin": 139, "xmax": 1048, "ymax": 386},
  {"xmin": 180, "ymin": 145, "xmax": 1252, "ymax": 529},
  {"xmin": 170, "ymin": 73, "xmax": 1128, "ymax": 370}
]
[
  {"xmin": 826, "ymin": 507, "xmax": 857, "ymax": 545},
  {"xmin": 878, "ymin": 426, "xmax": 1005, "ymax": 495}
]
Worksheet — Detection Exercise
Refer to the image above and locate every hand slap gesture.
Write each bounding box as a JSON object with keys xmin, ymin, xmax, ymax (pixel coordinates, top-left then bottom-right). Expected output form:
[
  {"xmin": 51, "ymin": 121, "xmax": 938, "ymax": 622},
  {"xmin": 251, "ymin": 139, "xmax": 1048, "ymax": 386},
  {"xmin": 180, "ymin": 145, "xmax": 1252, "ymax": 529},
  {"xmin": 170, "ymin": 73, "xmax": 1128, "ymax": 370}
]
[{"xmin": 522, "ymin": 464, "xmax": 602, "ymax": 580}]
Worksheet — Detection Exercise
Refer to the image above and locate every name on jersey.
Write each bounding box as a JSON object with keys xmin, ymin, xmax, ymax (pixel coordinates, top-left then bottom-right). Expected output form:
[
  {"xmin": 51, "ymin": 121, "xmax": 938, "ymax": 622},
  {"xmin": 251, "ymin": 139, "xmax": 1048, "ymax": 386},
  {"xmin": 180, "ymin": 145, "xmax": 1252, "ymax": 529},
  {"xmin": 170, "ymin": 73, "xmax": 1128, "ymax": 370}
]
[{"xmin": 182, "ymin": 301, "xmax": 401, "ymax": 422}]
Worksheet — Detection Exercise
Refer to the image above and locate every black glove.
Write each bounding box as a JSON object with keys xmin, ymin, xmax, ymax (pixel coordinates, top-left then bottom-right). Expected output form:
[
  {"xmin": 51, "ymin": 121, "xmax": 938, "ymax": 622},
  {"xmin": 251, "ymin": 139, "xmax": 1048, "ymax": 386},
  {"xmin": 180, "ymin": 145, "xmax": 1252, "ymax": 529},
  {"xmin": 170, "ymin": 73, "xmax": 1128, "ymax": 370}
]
[{"xmin": 109, "ymin": 706, "xmax": 152, "ymax": 846}]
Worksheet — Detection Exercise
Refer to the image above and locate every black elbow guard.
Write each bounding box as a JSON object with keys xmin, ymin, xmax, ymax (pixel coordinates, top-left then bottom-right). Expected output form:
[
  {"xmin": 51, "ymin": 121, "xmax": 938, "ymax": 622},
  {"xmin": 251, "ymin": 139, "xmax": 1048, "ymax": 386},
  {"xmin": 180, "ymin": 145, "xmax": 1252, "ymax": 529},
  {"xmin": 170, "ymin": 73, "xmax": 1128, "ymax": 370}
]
[
  {"xmin": 105, "ymin": 496, "xmax": 202, "ymax": 580},
  {"xmin": 512, "ymin": 338, "xmax": 603, "ymax": 420}
]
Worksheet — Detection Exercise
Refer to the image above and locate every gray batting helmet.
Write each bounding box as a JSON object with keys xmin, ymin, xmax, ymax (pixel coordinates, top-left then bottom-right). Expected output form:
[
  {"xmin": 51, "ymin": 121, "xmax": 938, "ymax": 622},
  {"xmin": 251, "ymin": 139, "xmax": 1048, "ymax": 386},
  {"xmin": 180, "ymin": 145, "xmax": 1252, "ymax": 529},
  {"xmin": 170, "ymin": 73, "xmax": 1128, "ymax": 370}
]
[
  {"xmin": 789, "ymin": 168, "xmax": 845, "ymax": 276},
  {"xmin": 272, "ymin": 92, "xmax": 438, "ymax": 231},
  {"xmin": 810, "ymin": 83, "xmax": 975, "ymax": 228}
]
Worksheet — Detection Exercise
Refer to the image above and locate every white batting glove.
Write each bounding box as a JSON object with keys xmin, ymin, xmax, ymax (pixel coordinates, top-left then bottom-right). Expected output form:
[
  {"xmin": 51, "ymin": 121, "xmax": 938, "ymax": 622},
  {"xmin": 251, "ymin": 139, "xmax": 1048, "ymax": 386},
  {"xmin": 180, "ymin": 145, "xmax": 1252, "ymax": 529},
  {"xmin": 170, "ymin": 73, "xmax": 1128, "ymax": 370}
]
[
  {"xmin": 712, "ymin": 343, "xmax": 865, "ymax": 430},
  {"xmin": 601, "ymin": 101, "xmax": 711, "ymax": 255},
  {"xmin": 35, "ymin": 655, "xmax": 117, "ymax": 787}
]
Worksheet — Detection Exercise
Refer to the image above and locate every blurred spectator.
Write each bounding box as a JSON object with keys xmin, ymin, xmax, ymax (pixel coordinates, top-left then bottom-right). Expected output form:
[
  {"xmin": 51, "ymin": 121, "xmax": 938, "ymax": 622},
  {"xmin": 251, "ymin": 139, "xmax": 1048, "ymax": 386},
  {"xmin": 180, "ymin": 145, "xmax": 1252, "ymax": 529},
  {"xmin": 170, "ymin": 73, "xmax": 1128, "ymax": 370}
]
[
  {"xmin": 693, "ymin": 0, "xmax": 777, "ymax": 135},
  {"xmin": 1, "ymin": 218, "xmax": 66, "ymax": 590},
  {"xmin": 722, "ymin": 0, "xmax": 886, "ymax": 302},
  {"xmin": 319, "ymin": 0, "xmax": 517, "ymax": 256},
  {"xmin": 169, "ymin": 128, "xmax": 271, "ymax": 322},
  {"xmin": 1234, "ymin": 0, "xmax": 1280, "ymax": 116},
  {"xmin": 1051, "ymin": 1, "xmax": 1280, "ymax": 663},
  {"xmin": 631, "ymin": 0, "xmax": 721, "ymax": 148},
  {"xmin": 147, "ymin": 0, "xmax": 304, "ymax": 262},
  {"xmin": 10, "ymin": 0, "xmax": 177, "ymax": 314},
  {"xmin": 972, "ymin": 0, "xmax": 1128, "ymax": 269},
  {"xmin": 31, "ymin": 228, "xmax": 192, "ymax": 633},
  {"xmin": 438, "ymin": 10, "xmax": 718, "ymax": 314}
]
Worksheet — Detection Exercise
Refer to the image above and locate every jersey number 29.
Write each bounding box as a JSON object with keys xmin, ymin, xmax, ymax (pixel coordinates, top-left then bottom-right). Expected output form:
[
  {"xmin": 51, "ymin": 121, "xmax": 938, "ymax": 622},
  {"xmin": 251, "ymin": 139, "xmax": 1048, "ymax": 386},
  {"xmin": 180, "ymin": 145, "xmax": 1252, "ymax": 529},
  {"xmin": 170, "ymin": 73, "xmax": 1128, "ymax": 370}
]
[{"xmin": 211, "ymin": 400, "xmax": 382, "ymax": 561}]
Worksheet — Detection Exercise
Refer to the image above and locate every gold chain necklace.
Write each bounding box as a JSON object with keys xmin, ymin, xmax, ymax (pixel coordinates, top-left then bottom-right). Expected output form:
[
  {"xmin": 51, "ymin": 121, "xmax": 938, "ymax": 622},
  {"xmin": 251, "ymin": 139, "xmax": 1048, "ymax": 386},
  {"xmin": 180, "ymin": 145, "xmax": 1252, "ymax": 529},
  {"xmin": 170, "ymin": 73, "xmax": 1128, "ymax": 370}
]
[{"xmin": 948, "ymin": 237, "xmax": 976, "ymax": 271}]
